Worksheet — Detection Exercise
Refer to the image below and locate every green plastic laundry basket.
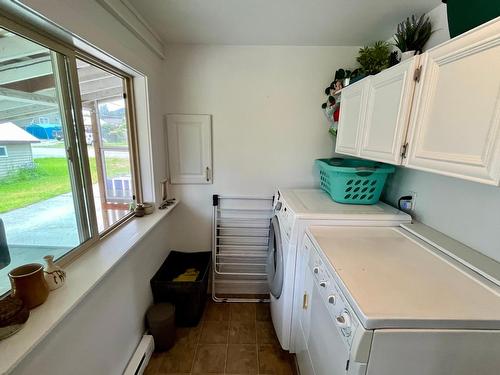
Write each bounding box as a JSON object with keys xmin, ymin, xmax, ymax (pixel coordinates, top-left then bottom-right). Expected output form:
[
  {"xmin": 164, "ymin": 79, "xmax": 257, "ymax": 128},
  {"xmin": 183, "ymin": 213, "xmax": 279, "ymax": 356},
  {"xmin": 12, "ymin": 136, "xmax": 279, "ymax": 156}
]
[{"xmin": 316, "ymin": 158, "xmax": 395, "ymax": 205}]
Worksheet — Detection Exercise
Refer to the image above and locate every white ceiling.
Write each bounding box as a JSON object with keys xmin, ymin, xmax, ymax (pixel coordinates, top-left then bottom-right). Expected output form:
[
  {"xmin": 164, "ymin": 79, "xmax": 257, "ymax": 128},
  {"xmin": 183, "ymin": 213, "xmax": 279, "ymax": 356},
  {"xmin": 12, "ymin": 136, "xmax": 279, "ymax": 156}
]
[{"xmin": 127, "ymin": 0, "xmax": 442, "ymax": 46}]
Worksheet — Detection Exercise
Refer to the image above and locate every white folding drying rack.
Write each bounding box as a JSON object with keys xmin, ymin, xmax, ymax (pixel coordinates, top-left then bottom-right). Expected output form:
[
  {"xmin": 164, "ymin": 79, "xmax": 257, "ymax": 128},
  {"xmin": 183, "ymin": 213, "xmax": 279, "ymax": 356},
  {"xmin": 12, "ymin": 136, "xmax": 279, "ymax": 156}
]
[{"xmin": 212, "ymin": 194, "xmax": 273, "ymax": 303}]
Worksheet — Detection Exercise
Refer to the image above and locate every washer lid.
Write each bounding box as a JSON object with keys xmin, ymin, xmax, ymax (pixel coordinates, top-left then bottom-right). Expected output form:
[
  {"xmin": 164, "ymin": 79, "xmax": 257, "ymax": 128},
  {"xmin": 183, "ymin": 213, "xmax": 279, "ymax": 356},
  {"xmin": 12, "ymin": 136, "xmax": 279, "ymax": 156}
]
[
  {"xmin": 279, "ymin": 189, "xmax": 410, "ymax": 222},
  {"xmin": 308, "ymin": 226, "xmax": 500, "ymax": 330}
]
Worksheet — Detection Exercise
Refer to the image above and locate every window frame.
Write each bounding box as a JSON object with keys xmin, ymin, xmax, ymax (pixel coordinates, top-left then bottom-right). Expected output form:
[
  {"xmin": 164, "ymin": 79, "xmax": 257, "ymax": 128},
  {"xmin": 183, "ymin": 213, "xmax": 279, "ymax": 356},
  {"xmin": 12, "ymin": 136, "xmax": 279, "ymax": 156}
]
[
  {"xmin": 0, "ymin": 13, "xmax": 143, "ymax": 270},
  {"xmin": 0, "ymin": 146, "xmax": 7, "ymax": 157},
  {"xmin": 74, "ymin": 52, "xmax": 143, "ymax": 214}
]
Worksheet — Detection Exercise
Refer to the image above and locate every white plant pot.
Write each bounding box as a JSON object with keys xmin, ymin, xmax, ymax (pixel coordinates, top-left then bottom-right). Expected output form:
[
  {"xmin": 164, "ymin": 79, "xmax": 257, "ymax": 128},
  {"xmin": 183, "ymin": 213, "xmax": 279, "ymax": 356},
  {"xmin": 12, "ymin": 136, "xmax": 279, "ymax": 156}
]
[{"xmin": 401, "ymin": 50, "xmax": 416, "ymax": 61}]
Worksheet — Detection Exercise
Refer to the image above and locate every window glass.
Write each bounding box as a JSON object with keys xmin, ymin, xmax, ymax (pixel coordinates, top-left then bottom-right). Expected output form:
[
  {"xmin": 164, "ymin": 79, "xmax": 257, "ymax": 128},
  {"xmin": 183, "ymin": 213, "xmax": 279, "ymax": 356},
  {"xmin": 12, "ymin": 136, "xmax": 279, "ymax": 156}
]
[
  {"xmin": 0, "ymin": 28, "xmax": 90, "ymax": 294},
  {"xmin": 76, "ymin": 59, "xmax": 134, "ymax": 232}
]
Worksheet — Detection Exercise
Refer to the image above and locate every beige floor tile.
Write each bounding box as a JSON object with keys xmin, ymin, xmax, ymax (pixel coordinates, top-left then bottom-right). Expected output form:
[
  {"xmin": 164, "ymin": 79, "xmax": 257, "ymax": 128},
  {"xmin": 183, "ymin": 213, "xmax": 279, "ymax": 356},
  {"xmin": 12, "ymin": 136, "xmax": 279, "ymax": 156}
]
[
  {"xmin": 176, "ymin": 325, "xmax": 202, "ymax": 349},
  {"xmin": 226, "ymin": 344, "xmax": 258, "ymax": 374},
  {"xmin": 199, "ymin": 320, "xmax": 229, "ymax": 344},
  {"xmin": 144, "ymin": 352, "xmax": 163, "ymax": 374},
  {"xmin": 256, "ymin": 321, "xmax": 280, "ymax": 345},
  {"xmin": 229, "ymin": 320, "xmax": 256, "ymax": 344},
  {"xmin": 204, "ymin": 301, "xmax": 230, "ymax": 321},
  {"xmin": 258, "ymin": 344, "xmax": 293, "ymax": 375},
  {"xmin": 256, "ymin": 303, "xmax": 271, "ymax": 321},
  {"xmin": 192, "ymin": 344, "xmax": 227, "ymax": 373},
  {"xmin": 230, "ymin": 303, "xmax": 256, "ymax": 322},
  {"xmin": 158, "ymin": 343, "xmax": 196, "ymax": 374}
]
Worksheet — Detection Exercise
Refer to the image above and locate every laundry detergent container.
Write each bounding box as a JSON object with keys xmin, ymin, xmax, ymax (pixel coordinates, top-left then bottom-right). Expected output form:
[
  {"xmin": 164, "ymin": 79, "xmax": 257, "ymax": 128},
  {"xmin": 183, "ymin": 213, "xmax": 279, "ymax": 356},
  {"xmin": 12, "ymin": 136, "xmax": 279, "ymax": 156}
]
[
  {"xmin": 150, "ymin": 251, "xmax": 211, "ymax": 326},
  {"xmin": 316, "ymin": 158, "xmax": 394, "ymax": 205}
]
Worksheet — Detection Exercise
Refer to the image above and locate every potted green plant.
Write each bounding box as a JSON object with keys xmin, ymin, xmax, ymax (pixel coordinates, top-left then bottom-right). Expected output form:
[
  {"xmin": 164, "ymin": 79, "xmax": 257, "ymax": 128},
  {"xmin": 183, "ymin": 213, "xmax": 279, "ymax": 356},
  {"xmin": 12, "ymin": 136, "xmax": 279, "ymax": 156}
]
[
  {"xmin": 393, "ymin": 14, "xmax": 433, "ymax": 60},
  {"xmin": 356, "ymin": 41, "xmax": 391, "ymax": 76}
]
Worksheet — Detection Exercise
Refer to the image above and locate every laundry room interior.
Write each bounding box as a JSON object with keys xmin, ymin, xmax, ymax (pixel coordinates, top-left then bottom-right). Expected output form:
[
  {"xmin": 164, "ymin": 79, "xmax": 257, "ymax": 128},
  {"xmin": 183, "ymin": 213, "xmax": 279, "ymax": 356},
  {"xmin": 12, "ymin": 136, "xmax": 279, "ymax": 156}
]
[{"xmin": 0, "ymin": 1, "xmax": 499, "ymax": 374}]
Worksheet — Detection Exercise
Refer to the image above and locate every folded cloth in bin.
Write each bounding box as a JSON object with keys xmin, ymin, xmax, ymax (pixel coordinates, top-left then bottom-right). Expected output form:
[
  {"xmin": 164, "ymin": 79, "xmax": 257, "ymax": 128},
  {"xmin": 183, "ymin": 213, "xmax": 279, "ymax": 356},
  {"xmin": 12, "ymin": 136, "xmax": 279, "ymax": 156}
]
[{"xmin": 173, "ymin": 268, "xmax": 199, "ymax": 282}]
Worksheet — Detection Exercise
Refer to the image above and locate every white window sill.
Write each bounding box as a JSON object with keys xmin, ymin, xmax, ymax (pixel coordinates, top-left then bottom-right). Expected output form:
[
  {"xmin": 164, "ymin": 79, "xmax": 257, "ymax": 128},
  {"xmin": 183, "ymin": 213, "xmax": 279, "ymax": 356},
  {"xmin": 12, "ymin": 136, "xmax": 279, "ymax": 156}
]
[{"xmin": 0, "ymin": 201, "xmax": 179, "ymax": 374}]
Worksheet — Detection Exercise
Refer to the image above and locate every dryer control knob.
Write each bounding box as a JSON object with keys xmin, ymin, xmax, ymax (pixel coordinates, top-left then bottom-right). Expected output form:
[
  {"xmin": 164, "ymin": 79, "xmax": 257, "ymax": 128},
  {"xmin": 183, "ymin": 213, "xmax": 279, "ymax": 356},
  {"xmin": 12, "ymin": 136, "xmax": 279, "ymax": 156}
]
[
  {"xmin": 313, "ymin": 267, "xmax": 319, "ymax": 274},
  {"xmin": 319, "ymin": 281, "xmax": 327, "ymax": 288},
  {"xmin": 336, "ymin": 310, "xmax": 351, "ymax": 328},
  {"xmin": 328, "ymin": 295, "xmax": 336, "ymax": 305},
  {"xmin": 275, "ymin": 202, "xmax": 283, "ymax": 211}
]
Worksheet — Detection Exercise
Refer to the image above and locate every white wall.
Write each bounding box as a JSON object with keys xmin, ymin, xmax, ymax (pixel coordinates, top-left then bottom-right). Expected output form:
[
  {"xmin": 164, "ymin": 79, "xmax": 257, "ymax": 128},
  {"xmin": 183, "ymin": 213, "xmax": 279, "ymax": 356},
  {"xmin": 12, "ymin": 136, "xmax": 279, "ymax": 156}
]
[
  {"xmin": 422, "ymin": 3, "xmax": 450, "ymax": 49},
  {"xmin": 383, "ymin": 4, "xmax": 500, "ymax": 262},
  {"xmin": 383, "ymin": 168, "xmax": 500, "ymax": 262},
  {"xmin": 164, "ymin": 45, "xmax": 359, "ymax": 250}
]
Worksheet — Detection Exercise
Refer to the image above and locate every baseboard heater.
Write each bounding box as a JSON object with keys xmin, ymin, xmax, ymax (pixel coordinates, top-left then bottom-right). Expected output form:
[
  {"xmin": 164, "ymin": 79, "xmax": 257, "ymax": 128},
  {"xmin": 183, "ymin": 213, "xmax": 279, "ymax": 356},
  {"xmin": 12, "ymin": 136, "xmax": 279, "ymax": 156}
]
[{"xmin": 123, "ymin": 335, "xmax": 154, "ymax": 375}]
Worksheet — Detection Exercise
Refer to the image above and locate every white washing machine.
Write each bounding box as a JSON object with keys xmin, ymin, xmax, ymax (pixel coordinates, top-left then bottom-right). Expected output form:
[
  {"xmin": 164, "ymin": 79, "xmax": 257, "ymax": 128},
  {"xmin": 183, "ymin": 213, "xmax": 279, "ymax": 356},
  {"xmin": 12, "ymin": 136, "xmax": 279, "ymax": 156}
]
[{"xmin": 266, "ymin": 189, "xmax": 411, "ymax": 351}]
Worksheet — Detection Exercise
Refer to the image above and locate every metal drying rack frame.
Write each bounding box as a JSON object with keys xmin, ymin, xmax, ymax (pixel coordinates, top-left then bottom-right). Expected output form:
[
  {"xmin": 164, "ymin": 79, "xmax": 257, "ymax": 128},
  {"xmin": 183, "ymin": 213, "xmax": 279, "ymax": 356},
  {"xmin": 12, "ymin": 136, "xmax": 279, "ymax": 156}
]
[{"xmin": 212, "ymin": 194, "xmax": 273, "ymax": 303}]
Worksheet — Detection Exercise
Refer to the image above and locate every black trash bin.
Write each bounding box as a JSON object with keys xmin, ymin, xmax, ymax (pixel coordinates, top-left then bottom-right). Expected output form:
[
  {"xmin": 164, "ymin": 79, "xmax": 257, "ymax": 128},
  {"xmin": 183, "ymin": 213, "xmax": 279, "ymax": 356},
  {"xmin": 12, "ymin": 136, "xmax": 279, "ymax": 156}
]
[
  {"xmin": 150, "ymin": 251, "xmax": 211, "ymax": 327},
  {"xmin": 146, "ymin": 303, "xmax": 176, "ymax": 352}
]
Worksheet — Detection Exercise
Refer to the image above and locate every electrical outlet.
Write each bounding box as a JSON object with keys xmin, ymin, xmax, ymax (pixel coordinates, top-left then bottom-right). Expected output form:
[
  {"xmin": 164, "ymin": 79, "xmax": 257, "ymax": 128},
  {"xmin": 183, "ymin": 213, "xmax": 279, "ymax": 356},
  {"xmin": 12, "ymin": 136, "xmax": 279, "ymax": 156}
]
[{"xmin": 409, "ymin": 191, "xmax": 417, "ymax": 211}]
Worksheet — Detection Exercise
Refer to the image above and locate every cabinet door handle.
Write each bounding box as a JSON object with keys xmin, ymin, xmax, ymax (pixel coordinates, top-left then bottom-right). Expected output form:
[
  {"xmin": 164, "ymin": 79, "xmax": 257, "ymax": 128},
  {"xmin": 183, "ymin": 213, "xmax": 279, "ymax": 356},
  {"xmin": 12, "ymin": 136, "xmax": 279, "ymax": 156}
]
[
  {"xmin": 303, "ymin": 293, "xmax": 308, "ymax": 310},
  {"xmin": 205, "ymin": 166, "xmax": 211, "ymax": 182}
]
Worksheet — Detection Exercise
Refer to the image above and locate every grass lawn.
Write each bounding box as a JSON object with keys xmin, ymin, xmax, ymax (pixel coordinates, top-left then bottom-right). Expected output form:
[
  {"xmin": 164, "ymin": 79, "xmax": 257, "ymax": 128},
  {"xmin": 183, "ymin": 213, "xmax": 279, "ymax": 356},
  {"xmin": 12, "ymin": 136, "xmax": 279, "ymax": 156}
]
[
  {"xmin": 32, "ymin": 141, "xmax": 66, "ymax": 149},
  {"xmin": 32, "ymin": 141, "xmax": 128, "ymax": 149},
  {"xmin": 0, "ymin": 157, "xmax": 130, "ymax": 213}
]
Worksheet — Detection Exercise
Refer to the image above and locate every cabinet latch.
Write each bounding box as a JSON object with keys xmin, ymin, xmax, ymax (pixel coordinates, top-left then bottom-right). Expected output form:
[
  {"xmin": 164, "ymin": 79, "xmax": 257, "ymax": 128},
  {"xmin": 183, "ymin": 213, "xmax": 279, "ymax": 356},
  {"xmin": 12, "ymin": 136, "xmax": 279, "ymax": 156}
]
[
  {"xmin": 401, "ymin": 142, "xmax": 409, "ymax": 159},
  {"xmin": 413, "ymin": 66, "xmax": 422, "ymax": 82}
]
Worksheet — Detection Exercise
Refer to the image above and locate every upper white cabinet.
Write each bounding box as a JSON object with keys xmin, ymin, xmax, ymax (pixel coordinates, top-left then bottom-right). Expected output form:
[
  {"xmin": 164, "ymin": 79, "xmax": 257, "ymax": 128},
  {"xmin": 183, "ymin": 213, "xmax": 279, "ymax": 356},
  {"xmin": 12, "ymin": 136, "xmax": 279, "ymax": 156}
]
[
  {"xmin": 360, "ymin": 57, "xmax": 419, "ymax": 164},
  {"xmin": 166, "ymin": 114, "xmax": 213, "ymax": 184},
  {"xmin": 335, "ymin": 18, "xmax": 500, "ymax": 186},
  {"xmin": 405, "ymin": 20, "xmax": 500, "ymax": 185},
  {"xmin": 336, "ymin": 58, "xmax": 418, "ymax": 163},
  {"xmin": 336, "ymin": 78, "xmax": 370, "ymax": 156}
]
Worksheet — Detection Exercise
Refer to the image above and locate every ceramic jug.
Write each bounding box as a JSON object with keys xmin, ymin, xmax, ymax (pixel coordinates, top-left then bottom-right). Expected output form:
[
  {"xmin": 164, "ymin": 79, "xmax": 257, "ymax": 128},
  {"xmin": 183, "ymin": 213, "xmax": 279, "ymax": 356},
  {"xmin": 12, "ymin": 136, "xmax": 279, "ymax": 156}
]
[
  {"xmin": 9, "ymin": 263, "xmax": 49, "ymax": 309},
  {"xmin": 43, "ymin": 255, "xmax": 66, "ymax": 291}
]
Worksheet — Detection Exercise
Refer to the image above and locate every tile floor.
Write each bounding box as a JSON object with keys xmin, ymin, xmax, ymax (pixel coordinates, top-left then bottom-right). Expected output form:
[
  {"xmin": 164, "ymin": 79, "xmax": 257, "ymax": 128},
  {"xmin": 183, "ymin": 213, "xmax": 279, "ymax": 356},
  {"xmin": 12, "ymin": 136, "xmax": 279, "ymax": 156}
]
[{"xmin": 144, "ymin": 301, "xmax": 297, "ymax": 374}]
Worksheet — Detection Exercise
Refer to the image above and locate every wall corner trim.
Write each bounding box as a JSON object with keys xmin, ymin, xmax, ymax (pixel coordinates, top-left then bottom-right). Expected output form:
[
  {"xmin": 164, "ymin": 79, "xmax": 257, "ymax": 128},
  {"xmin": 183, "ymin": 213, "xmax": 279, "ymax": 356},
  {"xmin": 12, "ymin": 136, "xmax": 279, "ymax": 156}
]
[{"xmin": 95, "ymin": 0, "xmax": 166, "ymax": 60}]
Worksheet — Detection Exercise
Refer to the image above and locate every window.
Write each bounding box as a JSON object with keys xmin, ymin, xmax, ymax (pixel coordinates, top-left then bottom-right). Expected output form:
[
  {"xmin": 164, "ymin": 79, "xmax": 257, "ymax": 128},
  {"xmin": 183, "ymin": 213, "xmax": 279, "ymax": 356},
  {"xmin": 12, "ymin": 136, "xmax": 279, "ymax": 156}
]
[
  {"xmin": 0, "ymin": 19, "xmax": 140, "ymax": 295},
  {"xmin": 76, "ymin": 59, "xmax": 137, "ymax": 232}
]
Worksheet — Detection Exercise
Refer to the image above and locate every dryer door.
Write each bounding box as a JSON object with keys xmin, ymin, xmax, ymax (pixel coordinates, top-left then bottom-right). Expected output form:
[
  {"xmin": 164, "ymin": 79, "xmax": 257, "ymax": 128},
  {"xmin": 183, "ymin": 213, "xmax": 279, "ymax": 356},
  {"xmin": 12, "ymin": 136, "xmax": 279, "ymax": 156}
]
[{"xmin": 267, "ymin": 216, "xmax": 284, "ymax": 298}]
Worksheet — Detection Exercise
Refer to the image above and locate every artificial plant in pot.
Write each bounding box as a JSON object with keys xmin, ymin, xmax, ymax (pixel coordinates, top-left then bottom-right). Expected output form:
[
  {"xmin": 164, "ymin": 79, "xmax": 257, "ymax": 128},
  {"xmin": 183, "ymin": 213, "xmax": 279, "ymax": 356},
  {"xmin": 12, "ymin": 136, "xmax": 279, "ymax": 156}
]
[
  {"xmin": 393, "ymin": 14, "xmax": 433, "ymax": 61},
  {"xmin": 356, "ymin": 41, "xmax": 391, "ymax": 76}
]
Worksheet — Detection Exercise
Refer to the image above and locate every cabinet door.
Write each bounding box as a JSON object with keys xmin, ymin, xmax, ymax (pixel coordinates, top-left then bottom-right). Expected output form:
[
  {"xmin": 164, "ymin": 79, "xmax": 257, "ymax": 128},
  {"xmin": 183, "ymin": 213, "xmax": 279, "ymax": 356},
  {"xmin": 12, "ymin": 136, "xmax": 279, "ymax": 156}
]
[
  {"xmin": 166, "ymin": 114, "xmax": 213, "ymax": 184},
  {"xmin": 336, "ymin": 78, "xmax": 370, "ymax": 156},
  {"xmin": 360, "ymin": 57, "xmax": 419, "ymax": 164},
  {"xmin": 405, "ymin": 20, "xmax": 500, "ymax": 185}
]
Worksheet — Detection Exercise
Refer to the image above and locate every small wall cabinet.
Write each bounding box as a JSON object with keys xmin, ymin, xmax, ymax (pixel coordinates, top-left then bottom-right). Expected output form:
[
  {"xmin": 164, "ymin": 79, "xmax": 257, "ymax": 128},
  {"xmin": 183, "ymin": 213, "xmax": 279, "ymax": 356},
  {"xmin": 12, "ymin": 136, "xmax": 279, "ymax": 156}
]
[
  {"xmin": 166, "ymin": 114, "xmax": 213, "ymax": 184},
  {"xmin": 335, "ymin": 18, "xmax": 500, "ymax": 186}
]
